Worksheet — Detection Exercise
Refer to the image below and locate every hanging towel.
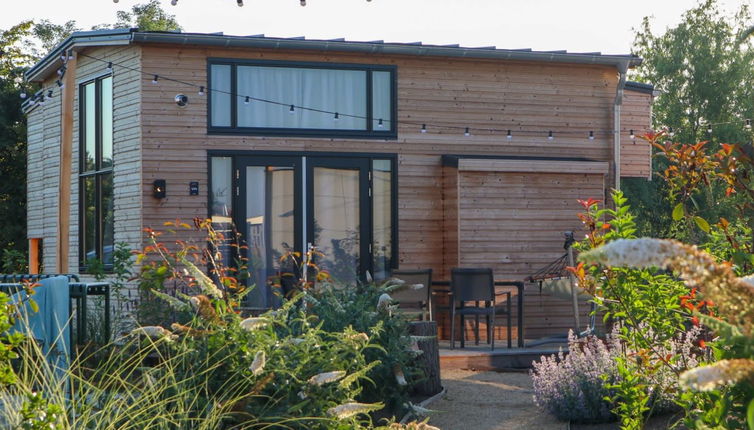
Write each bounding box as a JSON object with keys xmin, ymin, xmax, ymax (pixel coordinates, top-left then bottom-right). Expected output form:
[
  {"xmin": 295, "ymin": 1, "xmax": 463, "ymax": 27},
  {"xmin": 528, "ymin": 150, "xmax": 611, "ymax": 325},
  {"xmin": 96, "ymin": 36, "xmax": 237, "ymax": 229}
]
[{"xmin": 11, "ymin": 276, "xmax": 71, "ymax": 376}]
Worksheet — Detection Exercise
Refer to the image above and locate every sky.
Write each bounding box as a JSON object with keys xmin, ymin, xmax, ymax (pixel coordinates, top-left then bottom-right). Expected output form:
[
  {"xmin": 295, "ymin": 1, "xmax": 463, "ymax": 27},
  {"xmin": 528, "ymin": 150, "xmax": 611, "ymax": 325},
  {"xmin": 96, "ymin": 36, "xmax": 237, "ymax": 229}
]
[{"xmin": 1, "ymin": 0, "xmax": 752, "ymax": 54}]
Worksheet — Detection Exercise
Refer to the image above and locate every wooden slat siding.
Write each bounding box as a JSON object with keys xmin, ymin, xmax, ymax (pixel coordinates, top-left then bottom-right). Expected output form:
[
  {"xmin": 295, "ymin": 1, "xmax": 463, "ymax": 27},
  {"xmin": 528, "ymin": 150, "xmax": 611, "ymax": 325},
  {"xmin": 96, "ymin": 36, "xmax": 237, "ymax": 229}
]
[
  {"xmin": 68, "ymin": 46, "xmax": 144, "ymax": 273},
  {"xmin": 442, "ymin": 164, "xmax": 460, "ymax": 281},
  {"xmin": 136, "ymin": 45, "xmax": 620, "ymax": 277},
  {"xmin": 41, "ymin": 76, "xmax": 62, "ymax": 273},
  {"xmin": 458, "ymin": 159, "xmax": 609, "ymax": 175},
  {"xmin": 26, "ymin": 104, "xmax": 45, "ymax": 246},
  {"xmin": 620, "ymin": 90, "xmax": 653, "ymax": 178},
  {"xmin": 37, "ymin": 43, "xmax": 635, "ymax": 337},
  {"xmin": 455, "ymin": 165, "xmax": 605, "ymax": 338}
]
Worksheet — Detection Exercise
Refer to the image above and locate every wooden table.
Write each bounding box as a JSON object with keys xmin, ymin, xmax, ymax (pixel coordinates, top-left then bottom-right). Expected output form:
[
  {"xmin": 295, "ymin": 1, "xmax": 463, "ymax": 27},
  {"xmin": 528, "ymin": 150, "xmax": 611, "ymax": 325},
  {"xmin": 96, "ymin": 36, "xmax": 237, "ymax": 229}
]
[{"xmin": 431, "ymin": 279, "xmax": 525, "ymax": 348}]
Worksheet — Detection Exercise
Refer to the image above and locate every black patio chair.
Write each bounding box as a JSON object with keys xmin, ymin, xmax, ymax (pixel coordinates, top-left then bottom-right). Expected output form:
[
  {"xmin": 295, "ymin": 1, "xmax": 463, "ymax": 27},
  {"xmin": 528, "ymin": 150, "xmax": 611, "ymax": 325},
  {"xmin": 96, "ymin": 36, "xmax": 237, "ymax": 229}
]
[
  {"xmin": 450, "ymin": 268, "xmax": 512, "ymax": 350},
  {"xmin": 390, "ymin": 269, "xmax": 433, "ymax": 321}
]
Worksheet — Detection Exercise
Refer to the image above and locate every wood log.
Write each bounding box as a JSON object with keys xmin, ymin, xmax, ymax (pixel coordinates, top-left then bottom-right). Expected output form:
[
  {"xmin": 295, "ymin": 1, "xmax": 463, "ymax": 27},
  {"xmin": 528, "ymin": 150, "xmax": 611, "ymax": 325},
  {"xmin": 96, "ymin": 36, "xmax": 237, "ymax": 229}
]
[{"xmin": 408, "ymin": 321, "xmax": 442, "ymax": 396}]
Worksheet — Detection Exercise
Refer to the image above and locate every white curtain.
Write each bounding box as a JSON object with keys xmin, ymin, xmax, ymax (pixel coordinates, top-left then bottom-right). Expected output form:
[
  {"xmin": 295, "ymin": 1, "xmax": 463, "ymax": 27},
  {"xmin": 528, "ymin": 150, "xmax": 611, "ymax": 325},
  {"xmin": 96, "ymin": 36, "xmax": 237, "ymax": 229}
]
[{"xmin": 237, "ymin": 66, "xmax": 367, "ymax": 130}]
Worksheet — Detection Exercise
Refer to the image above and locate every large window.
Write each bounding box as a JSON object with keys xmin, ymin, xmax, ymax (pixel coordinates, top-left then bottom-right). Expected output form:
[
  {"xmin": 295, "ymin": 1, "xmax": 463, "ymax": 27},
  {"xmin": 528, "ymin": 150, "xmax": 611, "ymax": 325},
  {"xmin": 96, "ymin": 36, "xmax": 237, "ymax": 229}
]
[
  {"xmin": 209, "ymin": 153, "xmax": 397, "ymax": 309},
  {"xmin": 79, "ymin": 75, "xmax": 114, "ymax": 270},
  {"xmin": 208, "ymin": 59, "xmax": 396, "ymax": 139}
]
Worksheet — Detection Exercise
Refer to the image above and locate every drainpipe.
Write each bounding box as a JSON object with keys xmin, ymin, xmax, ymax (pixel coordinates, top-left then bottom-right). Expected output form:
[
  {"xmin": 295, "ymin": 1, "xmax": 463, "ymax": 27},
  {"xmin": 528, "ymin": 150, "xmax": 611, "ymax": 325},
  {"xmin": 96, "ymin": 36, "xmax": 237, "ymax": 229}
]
[{"xmin": 614, "ymin": 61, "xmax": 628, "ymax": 191}]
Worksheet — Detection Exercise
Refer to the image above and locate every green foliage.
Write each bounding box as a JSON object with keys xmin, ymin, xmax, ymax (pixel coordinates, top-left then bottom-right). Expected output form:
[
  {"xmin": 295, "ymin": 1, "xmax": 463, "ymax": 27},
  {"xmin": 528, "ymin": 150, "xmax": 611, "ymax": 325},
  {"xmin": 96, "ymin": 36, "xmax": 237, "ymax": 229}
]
[
  {"xmin": 307, "ymin": 280, "xmax": 419, "ymax": 414},
  {"xmin": 573, "ymin": 192, "xmax": 704, "ymax": 427},
  {"xmin": 114, "ymin": 0, "xmax": 182, "ymax": 31},
  {"xmin": 625, "ymin": 0, "xmax": 754, "ymax": 239}
]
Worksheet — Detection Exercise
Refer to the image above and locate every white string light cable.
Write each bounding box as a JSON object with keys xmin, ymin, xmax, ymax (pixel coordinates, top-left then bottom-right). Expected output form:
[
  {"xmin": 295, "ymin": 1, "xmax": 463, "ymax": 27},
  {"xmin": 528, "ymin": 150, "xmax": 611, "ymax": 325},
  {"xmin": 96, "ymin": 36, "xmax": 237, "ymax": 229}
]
[{"xmin": 26, "ymin": 51, "xmax": 754, "ymax": 140}]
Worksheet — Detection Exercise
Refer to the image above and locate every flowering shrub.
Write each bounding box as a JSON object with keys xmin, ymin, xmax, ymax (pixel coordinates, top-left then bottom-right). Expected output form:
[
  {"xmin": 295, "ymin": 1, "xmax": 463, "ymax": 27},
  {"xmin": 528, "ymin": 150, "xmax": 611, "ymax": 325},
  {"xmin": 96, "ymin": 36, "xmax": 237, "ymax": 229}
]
[
  {"xmin": 532, "ymin": 324, "xmax": 703, "ymax": 423},
  {"xmin": 532, "ymin": 330, "xmax": 621, "ymax": 423}
]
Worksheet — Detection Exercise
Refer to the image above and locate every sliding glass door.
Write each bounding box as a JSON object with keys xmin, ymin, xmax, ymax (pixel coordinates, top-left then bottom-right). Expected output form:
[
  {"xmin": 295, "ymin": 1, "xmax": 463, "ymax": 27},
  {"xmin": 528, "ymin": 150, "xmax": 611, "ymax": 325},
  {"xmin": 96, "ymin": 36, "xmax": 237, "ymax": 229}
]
[
  {"xmin": 237, "ymin": 156, "xmax": 300, "ymax": 310},
  {"xmin": 307, "ymin": 158, "xmax": 370, "ymax": 284},
  {"xmin": 211, "ymin": 153, "xmax": 395, "ymax": 308}
]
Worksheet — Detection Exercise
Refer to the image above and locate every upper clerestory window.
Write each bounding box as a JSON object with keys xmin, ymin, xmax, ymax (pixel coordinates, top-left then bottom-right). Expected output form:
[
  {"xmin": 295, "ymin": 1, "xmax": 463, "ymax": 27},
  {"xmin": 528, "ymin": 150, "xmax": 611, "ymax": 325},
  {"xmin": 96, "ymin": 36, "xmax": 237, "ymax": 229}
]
[{"xmin": 207, "ymin": 59, "xmax": 396, "ymax": 139}]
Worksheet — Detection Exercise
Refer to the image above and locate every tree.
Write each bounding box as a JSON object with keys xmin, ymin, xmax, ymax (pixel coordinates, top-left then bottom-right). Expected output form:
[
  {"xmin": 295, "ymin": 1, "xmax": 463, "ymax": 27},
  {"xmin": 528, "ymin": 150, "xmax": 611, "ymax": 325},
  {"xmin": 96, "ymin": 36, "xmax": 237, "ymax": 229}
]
[
  {"xmin": 0, "ymin": 2, "xmax": 182, "ymax": 269},
  {"xmin": 114, "ymin": 0, "xmax": 182, "ymax": 31},
  {"xmin": 624, "ymin": 0, "xmax": 754, "ymax": 241},
  {"xmin": 0, "ymin": 22, "xmax": 35, "ymax": 265}
]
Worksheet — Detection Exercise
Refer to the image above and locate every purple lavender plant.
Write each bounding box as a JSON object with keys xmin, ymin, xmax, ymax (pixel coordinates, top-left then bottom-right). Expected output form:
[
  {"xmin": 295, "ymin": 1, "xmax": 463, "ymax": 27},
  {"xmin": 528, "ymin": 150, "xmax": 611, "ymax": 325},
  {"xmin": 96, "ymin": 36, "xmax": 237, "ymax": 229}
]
[
  {"xmin": 530, "ymin": 325, "xmax": 705, "ymax": 423},
  {"xmin": 531, "ymin": 330, "xmax": 621, "ymax": 423}
]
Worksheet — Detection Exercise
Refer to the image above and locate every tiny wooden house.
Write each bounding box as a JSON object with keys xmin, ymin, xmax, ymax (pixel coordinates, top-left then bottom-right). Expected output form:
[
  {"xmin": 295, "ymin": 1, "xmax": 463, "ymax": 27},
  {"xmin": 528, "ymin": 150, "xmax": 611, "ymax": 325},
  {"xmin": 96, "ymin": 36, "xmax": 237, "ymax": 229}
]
[{"xmin": 24, "ymin": 29, "xmax": 653, "ymax": 341}]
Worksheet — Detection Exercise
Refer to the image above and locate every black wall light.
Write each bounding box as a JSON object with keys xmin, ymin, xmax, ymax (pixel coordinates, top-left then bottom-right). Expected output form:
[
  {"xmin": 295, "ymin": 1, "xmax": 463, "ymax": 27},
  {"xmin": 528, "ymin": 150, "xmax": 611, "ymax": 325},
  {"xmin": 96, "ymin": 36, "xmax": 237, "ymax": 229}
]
[{"xmin": 153, "ymin": 179, "xmax": 166, "ymax": 199}]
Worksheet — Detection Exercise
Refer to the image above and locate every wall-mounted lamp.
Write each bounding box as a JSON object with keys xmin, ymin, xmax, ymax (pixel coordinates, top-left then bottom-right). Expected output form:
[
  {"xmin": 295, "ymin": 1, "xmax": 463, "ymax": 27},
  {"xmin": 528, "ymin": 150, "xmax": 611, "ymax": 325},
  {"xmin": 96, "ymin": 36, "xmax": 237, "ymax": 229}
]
[{"xmin": 153, "ymin": 179, "xmax": 166, "ymax": 199}]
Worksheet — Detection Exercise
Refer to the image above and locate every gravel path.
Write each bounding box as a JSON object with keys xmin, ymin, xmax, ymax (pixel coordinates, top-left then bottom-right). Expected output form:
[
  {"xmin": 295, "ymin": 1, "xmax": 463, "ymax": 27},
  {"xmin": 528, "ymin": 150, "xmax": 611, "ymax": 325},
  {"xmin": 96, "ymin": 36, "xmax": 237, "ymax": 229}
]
[{"xmin": 426, "ymin": 369, "xmax": 566, "ymax": 430}]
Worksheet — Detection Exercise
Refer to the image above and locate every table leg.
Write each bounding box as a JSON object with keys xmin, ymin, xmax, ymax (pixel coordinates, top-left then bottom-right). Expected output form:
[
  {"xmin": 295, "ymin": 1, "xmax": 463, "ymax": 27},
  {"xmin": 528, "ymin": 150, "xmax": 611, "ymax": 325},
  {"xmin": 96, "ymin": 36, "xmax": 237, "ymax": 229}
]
[{"xmin": 517, "ymin": 284, "xmax": 524, "ymax": 348}]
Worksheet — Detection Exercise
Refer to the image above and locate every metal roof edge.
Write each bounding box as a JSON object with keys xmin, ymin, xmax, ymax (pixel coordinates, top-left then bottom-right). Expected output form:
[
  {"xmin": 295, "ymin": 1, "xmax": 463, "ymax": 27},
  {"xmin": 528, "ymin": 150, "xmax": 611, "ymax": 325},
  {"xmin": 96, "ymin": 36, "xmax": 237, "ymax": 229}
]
[
  {"xmin": 131, "ymin": 32, "xmax": 642, "ymax": 68},
  {"xmin": 24, "ymin": 28, "xmax": 135, "ymax": 82},
  {"xmin": 441, "ymin": 154, "xmax": 598, "ymax": 167},
  {"xmin": 624, "ymin": 80, "xmax": 655, "ymax": 95}
]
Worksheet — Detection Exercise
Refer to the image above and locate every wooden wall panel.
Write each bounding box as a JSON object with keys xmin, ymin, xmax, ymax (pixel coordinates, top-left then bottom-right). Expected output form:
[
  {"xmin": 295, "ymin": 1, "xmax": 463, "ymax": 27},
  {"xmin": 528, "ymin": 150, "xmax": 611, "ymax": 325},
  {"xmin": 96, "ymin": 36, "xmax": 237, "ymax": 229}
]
[
  {"xmin": 620, "ymin": 90, "xmax": 653, "ymax": 178},
  {"xmin": 135, "ymin": 45, "xmax": 621, "ymax": 280},
  {"xmin": 456, "ymin": 168, "xmax": 605, "ymax": 338}
]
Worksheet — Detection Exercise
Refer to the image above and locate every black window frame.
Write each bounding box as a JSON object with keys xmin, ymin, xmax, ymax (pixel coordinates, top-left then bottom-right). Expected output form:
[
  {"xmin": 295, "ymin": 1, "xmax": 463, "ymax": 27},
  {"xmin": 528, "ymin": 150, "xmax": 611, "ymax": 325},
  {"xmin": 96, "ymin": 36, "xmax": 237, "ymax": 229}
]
[
  {"xmin": 206, "ymin": 59, "xmax": 398, "ymax": 140},
  {"xmin": 207, "ymin": 150, "xmax": 399, "ymax": 284},
  {"xmin": 78, "ymin": 74, "xmax": 114, "ymax": 272}
]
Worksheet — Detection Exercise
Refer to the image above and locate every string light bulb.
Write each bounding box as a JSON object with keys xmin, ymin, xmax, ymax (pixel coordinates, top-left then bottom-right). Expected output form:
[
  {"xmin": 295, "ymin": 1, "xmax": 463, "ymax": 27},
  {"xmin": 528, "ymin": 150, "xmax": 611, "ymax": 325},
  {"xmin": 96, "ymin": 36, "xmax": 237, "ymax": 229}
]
[
  {"xmin": 421, "ymin": 124, "xmax": 427, "ymax": 133},
  {"xmin": 19, "ymin": 90, "xmax": 26, "ymax": 99},
  {"xmin": 106, "ymin": 62, "xmax": 112, "ymax": 73},
  {"xmin": 237, "ymin": 0, "xmax": 243, "ymax": 6},
  {"xmin": 589, "ymin": 130, "xmax": 594, "ymax": 140},
  {"xmin": 67, "ymin": 50, "xmax": 74, "ymax": 60},
  {"xmin": 244, "ymin": 96, "xmax": 250, "ymax": 105},
  {"xmin": 289, "ymin": 104, "xmax": 295, "ymax": 114},
  {"xmin": 507, "ymin": 130, "xmax": 512, "ymax": 140},
  {"xmin": 56, "ymin": 80, "xmax": 64, "ymax": 89},
  {"xmin": 707, "ymin": 124, "xmax": 713, "ymax": 134},
  {"xmin": 300, "ymin": 0, "xmax": 306, "ymax": 5},
  {"xmin": 334, "ymin": 112, "xmax": 339, "ymax": 121},
  {"xmin": 668, "ymin": 127, "xmax": 675, "ymax": 137},
  {"xmin": 548, "ymin": 131, "xmax": 553, "ymax": 140},
  {"xmin": 47, "ymin": 89, "xmax": 53, "ymax": 98},
  {"xmin": 171, "ymin": 0, "xmax": 178, "ymax": 5},
  {"xmin": 377, "ymin": 118, "xmax": 384, "ymax": 128},
  {"xmin": 152, "ymin": 75, "xmax": 159, "ymax": 84},
  {"xmin": 464, "ymin": 127, "xmax": 470, "ymax": 137},
  {"xmin": 629, "ymin": 129, "xmax": 635, "ymax": 140},
  {"xmin": 747, "ymin": 119, "xmax": 752, "ymax": 130},
  {"xmin": 198, "ymin": 86, "xmax": 205, "ymax": 96}
]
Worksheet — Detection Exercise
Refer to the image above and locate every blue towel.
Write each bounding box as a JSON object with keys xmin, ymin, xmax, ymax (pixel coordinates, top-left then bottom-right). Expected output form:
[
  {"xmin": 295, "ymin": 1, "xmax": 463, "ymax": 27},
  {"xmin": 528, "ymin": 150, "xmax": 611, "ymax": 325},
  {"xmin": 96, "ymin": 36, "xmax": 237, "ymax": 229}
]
[{"xmin": 11, "ymin": 276, "xmax": 71, "ymax": 375}]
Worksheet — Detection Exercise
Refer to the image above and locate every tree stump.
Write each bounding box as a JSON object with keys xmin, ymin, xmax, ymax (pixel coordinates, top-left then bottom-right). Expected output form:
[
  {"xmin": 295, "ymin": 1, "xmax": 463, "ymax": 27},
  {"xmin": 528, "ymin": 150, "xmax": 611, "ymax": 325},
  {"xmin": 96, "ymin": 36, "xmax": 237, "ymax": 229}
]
[{"xmin": 408, "ymin": 321, "xmax": 442, "ymax": 396}]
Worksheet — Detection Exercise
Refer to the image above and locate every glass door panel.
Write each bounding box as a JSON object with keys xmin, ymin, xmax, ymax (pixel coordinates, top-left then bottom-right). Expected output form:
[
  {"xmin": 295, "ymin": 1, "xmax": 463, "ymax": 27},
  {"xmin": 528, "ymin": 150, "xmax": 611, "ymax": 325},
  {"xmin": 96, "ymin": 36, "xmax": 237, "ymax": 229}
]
[
  {"xmin": 308, "ymin": 159, "xmax": 370, "ymax": 284},
  {"xmin": 240, "ymin": 159, "xmax": 299, "ymax": 309}
]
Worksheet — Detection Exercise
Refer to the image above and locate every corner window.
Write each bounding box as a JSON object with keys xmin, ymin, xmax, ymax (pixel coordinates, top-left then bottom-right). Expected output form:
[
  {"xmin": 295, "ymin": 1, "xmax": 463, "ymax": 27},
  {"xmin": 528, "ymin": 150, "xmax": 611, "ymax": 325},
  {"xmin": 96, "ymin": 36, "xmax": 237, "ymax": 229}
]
[
  {"xmin": 79, "ymin": 75, "xmax": 114, "ymax": 270},
  {"xmin": 208, "ymin": 60, "xmax": 396, "ymax": 139}
]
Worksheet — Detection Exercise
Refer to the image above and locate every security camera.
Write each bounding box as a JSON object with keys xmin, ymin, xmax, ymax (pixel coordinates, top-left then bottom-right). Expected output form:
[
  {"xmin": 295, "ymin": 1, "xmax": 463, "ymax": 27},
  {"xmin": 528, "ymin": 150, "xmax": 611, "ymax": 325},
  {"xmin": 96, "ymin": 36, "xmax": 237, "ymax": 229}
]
[{"xmin": 175, "ymin": 94, "xmax": 188, "ymax": 107}]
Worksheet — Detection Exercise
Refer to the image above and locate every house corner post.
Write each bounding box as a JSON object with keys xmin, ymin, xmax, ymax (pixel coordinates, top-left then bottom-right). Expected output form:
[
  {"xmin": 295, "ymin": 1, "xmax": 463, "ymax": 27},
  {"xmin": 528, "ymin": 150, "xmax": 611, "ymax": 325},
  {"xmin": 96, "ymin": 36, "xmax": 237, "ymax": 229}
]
[{"xmin": 57, "ymin": 53, "xmax": 77, "ymax": 273}]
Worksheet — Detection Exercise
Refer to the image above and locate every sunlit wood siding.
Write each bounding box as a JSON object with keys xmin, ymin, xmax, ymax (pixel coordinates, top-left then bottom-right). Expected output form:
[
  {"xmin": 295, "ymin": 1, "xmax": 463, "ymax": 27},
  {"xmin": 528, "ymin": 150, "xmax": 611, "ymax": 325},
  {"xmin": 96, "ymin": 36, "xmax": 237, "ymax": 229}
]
[
  {"xmin": 620, "ymin": 88, "xmax": 653, "ymax": 178},
  {"xmin": 137, "ymin": 44, "xmax": 620, "ymax": 278},
  {"xmin": 71, "ymin": 45, "xmax": 144, "ymax": 272}
]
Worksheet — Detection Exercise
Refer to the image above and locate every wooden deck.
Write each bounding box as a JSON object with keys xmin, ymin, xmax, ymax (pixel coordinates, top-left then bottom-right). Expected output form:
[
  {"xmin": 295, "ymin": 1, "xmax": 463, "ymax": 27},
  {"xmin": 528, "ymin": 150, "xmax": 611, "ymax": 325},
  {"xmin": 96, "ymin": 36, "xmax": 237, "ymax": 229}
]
[{"xmin": 438, "ymin": 340, "xmax": 566, "ymax": 371}]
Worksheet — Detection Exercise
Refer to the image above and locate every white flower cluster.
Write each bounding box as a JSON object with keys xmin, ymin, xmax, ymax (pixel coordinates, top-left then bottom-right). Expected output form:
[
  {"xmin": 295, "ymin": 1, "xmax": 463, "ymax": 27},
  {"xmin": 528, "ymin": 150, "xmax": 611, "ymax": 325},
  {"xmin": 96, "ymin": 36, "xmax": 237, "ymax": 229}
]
[
  {"xmin": 327, "ymin": 402, "xmax": 383, "ymax": 419},
  {"xmin": 580, "ymin": 238, "xmax": 685, "ymax": 269},
  {"xmin": 680, "ymin": 359, "xmax": 754, "ymax": 392},
  {"xmin": 308, "ymin": 370, "xmax": 346, "ymax": 386},
  {"xmin": 240, "ymin": 317, "xmax": 268, "ymax": 331},
  {"xmin": 249, "ymin": 350, "xmax": 265, "ymax": 376}
]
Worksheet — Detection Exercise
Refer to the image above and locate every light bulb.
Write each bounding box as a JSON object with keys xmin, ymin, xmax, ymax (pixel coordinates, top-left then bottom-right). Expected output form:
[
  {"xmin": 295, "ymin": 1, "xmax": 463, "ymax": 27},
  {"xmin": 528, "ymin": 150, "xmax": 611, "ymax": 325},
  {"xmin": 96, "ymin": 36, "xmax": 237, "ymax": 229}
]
[
  {"xmin": 506, "ymin": 130, "xmax": 512, "ymax": 140},
  {"xmin": 198, "ymin": 86, "xmax": 205, "ymax": 96},
  {"xmin": 629, "ymin": 130, "xmax": 635, "ymax": 140},
  {"xmin": 106, "ymin": 62, "xmax": 112, "ymax": 73},
  {"xmin": 589, "ymin": 131, "xmax": 594, "ymax": 140},
  {"xmin": 289, "ymin": 104, "xmax": 295, "ymax": 114},
  {"xmin": 420, "ymin": 124, "xmax": 426, "ymax": 133},
  {"xmin": 548, "ymin": 131, "xmax": 553, "ymax": 140},
  {"xmin": 152, "ymin": 75, "xmax": 159, "ymax": 84},
  {"xmin": 334, "ymin": 112, "xmax": 339, "ymax": 121},
  {"xmin": 244, "ymin": 96, "xmax": 250, "ymax": 105},
  {"xmin": 747, "ymin": 119, "xmax": 752, "ymax": 130},
  {"xmin": 464, "ymin": 127, "xmax": 470, "ymax": 137},
  {"xmin": 300, "ymin": 0, "xmax": 306, "ymax": 5},
  {"xmin": 377, "ymin": 118, "xmax": 384, "ymax": 128},
  {"xmin": 237, "ymin": 0, "xmax": 243, "ymax": 6},
  {"xmin": 19, "ymin": 91, "xmax": 26, "ymax": 99}
]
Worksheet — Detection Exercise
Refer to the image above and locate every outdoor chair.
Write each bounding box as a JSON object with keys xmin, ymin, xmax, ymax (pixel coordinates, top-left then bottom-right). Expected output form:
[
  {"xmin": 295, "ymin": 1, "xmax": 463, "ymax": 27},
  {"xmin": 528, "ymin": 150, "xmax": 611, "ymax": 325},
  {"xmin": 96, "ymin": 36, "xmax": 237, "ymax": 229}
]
[
  {"xmin": 390, "ymin": 269, "xmax": 433, "ymax": 321},
  {"xmin": 450, "ymin": 267, "xmax": 512, "ymax": 350}
]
